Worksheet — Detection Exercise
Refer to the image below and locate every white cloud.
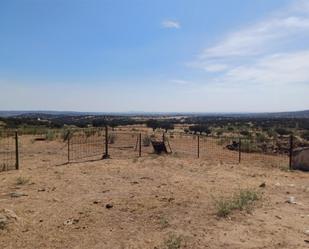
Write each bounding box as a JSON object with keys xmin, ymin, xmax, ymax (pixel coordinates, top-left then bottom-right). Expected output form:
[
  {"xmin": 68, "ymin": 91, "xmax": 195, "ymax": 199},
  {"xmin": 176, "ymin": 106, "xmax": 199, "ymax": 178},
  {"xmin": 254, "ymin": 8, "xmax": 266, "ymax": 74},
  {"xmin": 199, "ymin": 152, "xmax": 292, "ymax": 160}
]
[
  {"xmin": 190, "ymin": 0, "xmax": 309, "ymax": 88},
  {"xmin": 162, "ymin": 20, "xmax": 181, "ymax": 29}
]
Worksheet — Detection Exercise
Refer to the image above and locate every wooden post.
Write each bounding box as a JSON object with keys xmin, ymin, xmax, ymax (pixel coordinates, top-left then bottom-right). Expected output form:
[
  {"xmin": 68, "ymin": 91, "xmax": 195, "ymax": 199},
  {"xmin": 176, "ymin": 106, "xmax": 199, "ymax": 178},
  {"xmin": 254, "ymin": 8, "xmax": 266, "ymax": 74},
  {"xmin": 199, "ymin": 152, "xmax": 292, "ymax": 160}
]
[
  {"xmin": 289, "ymin": 135, "xmax": 293, "ymax": 170},
  {"xmin": 238, "ymin": 137, "xmax": 242, "ymax": 163},
  {"xmin": 15, "ymin": 130, "xmax": 19, "ymax": 170},
  {"xmin": 197, "ymin": 135, "xmax": 200, "ymax": 158},
  {"xmin": 103, "ymin": 126, "xmax": 110, "ymax": 159},
  {"xmin": 139, "ymin": 133, "xmax": 142, "ymax": 157}
]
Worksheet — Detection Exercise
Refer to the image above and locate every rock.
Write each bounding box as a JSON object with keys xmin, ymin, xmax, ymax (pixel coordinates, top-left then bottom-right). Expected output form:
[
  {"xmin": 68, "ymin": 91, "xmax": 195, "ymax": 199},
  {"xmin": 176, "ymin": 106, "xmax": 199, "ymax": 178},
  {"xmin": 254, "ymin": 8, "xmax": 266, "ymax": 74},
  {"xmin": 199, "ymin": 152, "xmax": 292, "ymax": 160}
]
[
  {"xmin": 0, "ymin": 209, "xmax": 19, "ymax": 229},
  {"xmin": 63, "ymin": 218, "xmax": 79, "ymax": 226},
  {"xmin": 10, "ymin": 192, "xmax": 28, "ymax": 198},
  {"xmin": 304, "ymin": 229, "xmax": 309, "ymax": 235},
  {"xmin": 259, "ymin": 182, "xmax": 266, "ymax": 188},
  {"xmin": 2, "ymin": 209, "xmax": 19, "ymax": 220},
  {"xmin": 105, "ymin": 204, "xmax": 113, "ymax": 209},
  {"xmin": 287, "ymin": 196, "xmax": 297, "ymax": 204},
  {"xmin": 0, "ymin": 215, "xmax": 8, "ymax": 229}
]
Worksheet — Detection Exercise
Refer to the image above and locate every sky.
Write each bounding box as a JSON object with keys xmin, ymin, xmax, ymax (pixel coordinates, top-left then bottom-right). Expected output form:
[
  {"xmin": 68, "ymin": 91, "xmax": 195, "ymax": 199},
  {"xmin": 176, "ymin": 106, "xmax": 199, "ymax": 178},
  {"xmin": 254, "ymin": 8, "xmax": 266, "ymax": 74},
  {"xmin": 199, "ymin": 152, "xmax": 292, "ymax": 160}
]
[{"xmin": 0, "ymin": 0, "xmax": 309, "ymax": 113}]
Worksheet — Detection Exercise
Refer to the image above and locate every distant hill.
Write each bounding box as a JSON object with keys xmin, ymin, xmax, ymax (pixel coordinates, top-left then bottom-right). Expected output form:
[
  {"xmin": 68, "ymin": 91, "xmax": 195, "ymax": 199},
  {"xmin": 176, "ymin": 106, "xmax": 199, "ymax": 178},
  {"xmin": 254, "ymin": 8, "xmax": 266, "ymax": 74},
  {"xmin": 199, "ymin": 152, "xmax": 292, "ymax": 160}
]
[{"xmin": 0, "ymin": 110, "xmax": 309, "ymax": 118}]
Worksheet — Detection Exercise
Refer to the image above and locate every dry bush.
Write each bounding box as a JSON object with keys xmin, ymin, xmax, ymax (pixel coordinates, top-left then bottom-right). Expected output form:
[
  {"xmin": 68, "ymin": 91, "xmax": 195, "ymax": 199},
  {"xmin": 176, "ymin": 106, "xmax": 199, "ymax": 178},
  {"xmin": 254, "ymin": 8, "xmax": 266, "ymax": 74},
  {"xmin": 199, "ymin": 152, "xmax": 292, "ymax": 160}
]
[
  {"xmin": 214, "ymin": 189, "xmax": 260, "ymax": 217},
  {"xmin": 16, "ymin": 176, "xmax": 30, "ymax": 185}
]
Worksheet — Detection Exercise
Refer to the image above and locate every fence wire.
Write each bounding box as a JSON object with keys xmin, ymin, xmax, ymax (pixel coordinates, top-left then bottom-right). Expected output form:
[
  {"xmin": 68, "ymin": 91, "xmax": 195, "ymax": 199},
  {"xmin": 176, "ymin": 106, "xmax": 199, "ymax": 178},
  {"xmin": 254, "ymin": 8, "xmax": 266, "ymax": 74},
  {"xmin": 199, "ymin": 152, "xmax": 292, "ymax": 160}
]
[
  {"xmin": 109, "ymin": 131, "xmax": 139, "ymax": 159},
  {"xmin": 68, "ymin": 128, "xmax": 105, "ymax": 162},
  {"xmin": 0, "ymin": 130, "xmax": 17, "ymax": 171}
]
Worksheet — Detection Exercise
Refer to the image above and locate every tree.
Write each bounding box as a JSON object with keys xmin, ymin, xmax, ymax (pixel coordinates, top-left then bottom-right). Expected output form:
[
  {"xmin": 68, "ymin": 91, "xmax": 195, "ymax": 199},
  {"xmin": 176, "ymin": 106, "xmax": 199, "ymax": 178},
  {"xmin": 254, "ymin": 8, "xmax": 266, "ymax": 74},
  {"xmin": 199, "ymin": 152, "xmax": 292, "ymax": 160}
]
[
  {"xmin": 159, "ymin": 122, "xmax": 174, "ymax": 132},
  {"xmin": 189, "ymin": 125, "xmax": 211, "ymax": 136},
  {"xmin": 146, "ymin": 119, "xmax": 159, "ymax": 131}
]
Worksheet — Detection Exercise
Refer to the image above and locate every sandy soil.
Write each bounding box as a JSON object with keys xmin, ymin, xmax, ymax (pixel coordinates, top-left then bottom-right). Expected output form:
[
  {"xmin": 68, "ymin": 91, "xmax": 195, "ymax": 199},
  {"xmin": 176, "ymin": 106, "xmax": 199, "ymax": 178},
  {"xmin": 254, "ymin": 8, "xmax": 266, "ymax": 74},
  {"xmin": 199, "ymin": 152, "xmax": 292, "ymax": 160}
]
[{"xmin": 0, "ymin": 137, "xmax": 309, "ymax": 249}]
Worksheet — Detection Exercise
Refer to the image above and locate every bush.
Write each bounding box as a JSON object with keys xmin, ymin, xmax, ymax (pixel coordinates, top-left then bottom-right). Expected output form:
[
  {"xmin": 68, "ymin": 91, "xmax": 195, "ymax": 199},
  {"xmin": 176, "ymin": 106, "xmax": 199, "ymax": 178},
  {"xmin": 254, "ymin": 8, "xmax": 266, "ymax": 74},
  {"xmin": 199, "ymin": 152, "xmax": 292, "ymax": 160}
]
[
  {"xmin": 301, "ymin": 131, "xmax": 309, "ymax": 141},
  {"xmin": 240, "ymin": 140, "xmax": 262, "ymax": 153},
  {"xmin": 142, "ymin": 136, "xmax": 151, "ymax": 147},
  {"xmin": 108, "ymin": 133, "xmax": 116, "ymax": 144},
  {"xmin": 214, "ymin": 189, "xmax": 260, "ymax": 217},
  {"xmin": 240, "ymin": 130, "xmax": 250, "ymax": 137},
  {"xmin": 45, "ymin": 130, "xmax": 55, "ymax": 141},
  {"xmin": 275, "ymin": 128, "xmax": 291, "ymax": 136},
  {"xmin": 16, "ymin": 176, "xmax": 30, "ymax": 185}
]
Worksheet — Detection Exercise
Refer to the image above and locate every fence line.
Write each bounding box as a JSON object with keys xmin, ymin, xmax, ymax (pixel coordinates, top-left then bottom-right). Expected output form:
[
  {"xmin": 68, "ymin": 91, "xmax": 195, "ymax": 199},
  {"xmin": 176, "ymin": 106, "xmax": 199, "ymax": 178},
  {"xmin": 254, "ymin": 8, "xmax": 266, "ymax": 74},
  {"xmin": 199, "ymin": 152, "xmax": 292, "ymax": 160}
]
[{"xmin": 0, "ymin": 127, "xmax": 300, "ymax": 170}]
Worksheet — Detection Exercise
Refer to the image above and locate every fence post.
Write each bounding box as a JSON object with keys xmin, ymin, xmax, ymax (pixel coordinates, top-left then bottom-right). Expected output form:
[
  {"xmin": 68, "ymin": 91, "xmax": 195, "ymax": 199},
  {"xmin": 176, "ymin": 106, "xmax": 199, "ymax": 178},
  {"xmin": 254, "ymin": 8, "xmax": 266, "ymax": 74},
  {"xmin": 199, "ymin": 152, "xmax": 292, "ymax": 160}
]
[
  {"xmin": 139, "ymin": 133, "xmax": 142, "ymax": 157},
  {"xmin": 289, "ymin": 135, "xmax": 294, "ymax": 170},
  {"xmin": 197, "ymin": 135, "xmax": 200, "ymax": 158},
  {"xmin": 67, "ymin": 130, "xmax": 70, "ymax": 163},
  {"xmin": 15, "ymin": 130, "xmax": 19, "ymax": 170},
  {"xmin": 238, "ymin": 137, "xmax": 242, "ymax": 163},
  {"xmin": 103, "ymin": 126, "xmax": 110, "ymax": 159}
]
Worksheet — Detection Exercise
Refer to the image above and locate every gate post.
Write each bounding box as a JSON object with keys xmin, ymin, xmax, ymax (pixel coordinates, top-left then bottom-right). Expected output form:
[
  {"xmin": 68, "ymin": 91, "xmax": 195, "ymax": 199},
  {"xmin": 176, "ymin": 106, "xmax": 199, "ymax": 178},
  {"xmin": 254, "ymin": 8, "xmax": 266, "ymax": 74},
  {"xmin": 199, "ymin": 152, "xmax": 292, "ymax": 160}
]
[
  {"xmin": 103, "ymin": 126, "xmax": 110, "ymax": 159},
  {"xmin": 289, "ymin": 135, "xmax": 294, "ymax": 170},
  {"xmin": 15, "ymin": 130, "xmax": 19, "ymax": 170}
]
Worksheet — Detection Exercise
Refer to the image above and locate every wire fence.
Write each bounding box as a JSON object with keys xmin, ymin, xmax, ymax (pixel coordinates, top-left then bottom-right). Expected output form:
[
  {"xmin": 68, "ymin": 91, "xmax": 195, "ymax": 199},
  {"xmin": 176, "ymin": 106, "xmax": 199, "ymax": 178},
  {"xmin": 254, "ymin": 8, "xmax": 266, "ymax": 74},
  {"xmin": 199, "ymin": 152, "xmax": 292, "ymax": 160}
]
[
  {"xmin": 0, "ymin": 130, "xmax": 18, "ymax": 171},
  {"xmin": 0, "ymin": 127, "xmax": 302, "ymax": 170}
]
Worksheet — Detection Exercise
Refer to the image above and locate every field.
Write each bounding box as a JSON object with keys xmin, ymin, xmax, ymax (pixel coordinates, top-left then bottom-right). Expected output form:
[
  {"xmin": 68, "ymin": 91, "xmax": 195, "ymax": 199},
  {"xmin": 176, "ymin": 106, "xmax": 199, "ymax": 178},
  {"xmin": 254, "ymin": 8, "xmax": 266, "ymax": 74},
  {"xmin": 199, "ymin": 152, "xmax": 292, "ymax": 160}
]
[{"xmin": 0, "ymin": 135, "xmax": 309, "ymax": 249}]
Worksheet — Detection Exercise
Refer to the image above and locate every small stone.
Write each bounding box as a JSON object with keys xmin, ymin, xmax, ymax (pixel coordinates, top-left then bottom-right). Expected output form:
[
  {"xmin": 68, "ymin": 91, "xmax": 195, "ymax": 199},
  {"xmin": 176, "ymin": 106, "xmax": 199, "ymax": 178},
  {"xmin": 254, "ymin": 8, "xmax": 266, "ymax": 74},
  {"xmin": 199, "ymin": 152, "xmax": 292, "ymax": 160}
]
[
  {"xmin": 38, "ymin": 188, "xmax": 46, "ymax": 192},
  {"xmin": 304, "ymin": 229, "xmax": 309, "ymax": 235},
  {"xmin": 63, "ymin": 218, "xmax": 79, "ymax": 226},
  {"xmin": 286, "ymin": 196, "xmax": 297, "ymax": 204},
  {"xmin": 10, "ymin": 192, "xmax": 28, "ymax": 198},
  {"xmin": 105, "ymin": 204, "xmax": 113, "ymax": 209},
  {"xmin": 259, "ymin": 182, "xmax": 266, "ymax": 188},
  {"xmin": 275, "ymin": 215, "xmax": 282, "ymax": 220}
]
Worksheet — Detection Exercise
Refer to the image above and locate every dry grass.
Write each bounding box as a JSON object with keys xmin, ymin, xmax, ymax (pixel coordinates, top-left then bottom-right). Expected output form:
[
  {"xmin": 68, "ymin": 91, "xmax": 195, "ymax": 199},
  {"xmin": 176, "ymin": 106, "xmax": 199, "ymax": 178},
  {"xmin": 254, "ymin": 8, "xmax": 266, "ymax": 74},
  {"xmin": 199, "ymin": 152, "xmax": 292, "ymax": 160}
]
[{"xmin": 214, "ymin": 189, "xmax": 260, "ymax": 217}]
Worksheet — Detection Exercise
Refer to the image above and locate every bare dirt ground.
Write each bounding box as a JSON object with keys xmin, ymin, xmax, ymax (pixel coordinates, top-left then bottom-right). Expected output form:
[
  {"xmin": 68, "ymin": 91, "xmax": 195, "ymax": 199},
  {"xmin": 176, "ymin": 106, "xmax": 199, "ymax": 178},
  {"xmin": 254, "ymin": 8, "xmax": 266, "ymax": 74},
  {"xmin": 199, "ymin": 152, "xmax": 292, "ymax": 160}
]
[{"xmin": 0, "ymin": 137, "xmax": 309, "ymax": 249}]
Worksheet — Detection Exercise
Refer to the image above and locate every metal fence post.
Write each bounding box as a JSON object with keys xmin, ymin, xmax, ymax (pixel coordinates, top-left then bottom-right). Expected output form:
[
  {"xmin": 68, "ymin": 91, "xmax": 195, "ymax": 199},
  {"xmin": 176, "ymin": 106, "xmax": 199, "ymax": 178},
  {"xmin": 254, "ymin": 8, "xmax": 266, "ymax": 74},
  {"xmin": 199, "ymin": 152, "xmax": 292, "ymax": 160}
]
[
  {"xmin": 103, "ymin": 126, "xmax": 110, "ymax": 159},
  {"xmin": 197, "ymin": 135, "xmax": 200, "ymax": 158},
  {"xmin": 139, "ymin": 133, "xmax": 142, "ymax": 157},
  {"xmin": 67, "ymin": 130, "xmax": 70, "ymax": 163},
  {"xmin": 238, "ymin": 137, "xmax": 242, "ymax": 163},
  {"xmin": 15, "ymin": 130, "xmax": 19, "ymax": 170},
  {"xmin": 289, "ymin": 135, "xmax": 294, "ymax": 170}
]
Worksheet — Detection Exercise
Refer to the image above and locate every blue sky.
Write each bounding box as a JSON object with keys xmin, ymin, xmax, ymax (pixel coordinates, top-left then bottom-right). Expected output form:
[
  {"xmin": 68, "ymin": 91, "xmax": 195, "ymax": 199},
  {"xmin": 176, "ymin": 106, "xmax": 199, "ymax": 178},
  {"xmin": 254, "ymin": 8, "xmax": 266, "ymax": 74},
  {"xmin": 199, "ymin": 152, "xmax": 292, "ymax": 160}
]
[{"xmin": 1, "ymin": 0, "xmax": 309, "ymax": 112}]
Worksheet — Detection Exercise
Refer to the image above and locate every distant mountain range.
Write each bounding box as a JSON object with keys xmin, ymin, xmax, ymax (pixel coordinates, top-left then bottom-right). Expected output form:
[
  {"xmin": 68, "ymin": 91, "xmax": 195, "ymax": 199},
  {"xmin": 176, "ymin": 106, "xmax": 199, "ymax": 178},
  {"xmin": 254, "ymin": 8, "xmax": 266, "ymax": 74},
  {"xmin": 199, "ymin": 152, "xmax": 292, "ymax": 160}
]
[{"xmin": 0, "ymin": 110, "xmax": 309, "ymax": 118}]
